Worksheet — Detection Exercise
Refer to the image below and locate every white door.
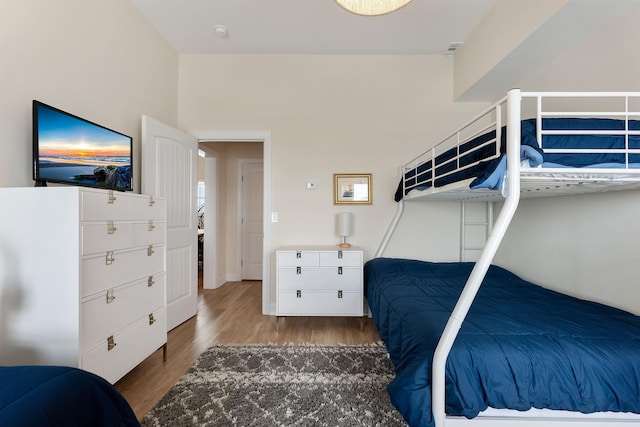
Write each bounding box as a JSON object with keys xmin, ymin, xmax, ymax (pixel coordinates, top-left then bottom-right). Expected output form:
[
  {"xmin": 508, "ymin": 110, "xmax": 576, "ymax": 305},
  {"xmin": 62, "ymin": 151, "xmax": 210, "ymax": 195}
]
[
  {"xmin": 241, "ymin": 162, "xmax": 263, "ymax": 280},
  {"xmin": 142, "ymin": 115, "xmax": 198, "ymax": 331}
]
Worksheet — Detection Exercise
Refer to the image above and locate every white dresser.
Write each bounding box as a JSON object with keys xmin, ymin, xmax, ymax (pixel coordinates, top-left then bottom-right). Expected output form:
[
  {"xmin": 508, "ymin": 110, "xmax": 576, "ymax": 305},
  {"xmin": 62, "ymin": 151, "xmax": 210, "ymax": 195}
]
[
  {"xmin": 0, "ymin": 187, "xmax": 167, "ymax": 384},
  {"xmin": 276, "ymin": 246, "xmax": 363, "ymax": 316}
]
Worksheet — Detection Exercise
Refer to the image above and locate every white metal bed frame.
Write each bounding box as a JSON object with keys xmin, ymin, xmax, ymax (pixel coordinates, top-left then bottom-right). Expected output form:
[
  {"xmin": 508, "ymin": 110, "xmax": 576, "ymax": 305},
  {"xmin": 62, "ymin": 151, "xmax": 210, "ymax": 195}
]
[{"xmin": 375, "ymin": 89, "xmax": 640, "ymax": 427}]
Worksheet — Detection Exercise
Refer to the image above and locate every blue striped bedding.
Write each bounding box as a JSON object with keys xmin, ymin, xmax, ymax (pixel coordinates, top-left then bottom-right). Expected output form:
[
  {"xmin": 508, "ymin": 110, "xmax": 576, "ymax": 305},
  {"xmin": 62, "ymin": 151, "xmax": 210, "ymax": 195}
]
[{"xmin": 395, "ymin": 118, "xmax": 640, "ymax": 201}]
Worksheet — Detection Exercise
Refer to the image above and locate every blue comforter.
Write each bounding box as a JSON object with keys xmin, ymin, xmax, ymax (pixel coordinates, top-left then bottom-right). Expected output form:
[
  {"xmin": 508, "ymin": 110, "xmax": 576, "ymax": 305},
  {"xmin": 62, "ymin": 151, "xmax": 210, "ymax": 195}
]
[
  {"xmin": 365, "ymin": 258, "xmax": 640, "ymax": 427},
  {"xmin": 0, "ymin": 366, "xmax": 140, "ymax": 427}
]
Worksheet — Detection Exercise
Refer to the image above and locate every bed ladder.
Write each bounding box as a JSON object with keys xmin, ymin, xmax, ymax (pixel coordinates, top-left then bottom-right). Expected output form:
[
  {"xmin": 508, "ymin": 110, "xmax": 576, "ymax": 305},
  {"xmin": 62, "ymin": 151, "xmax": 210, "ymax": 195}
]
[{"xmin": 460, "ymin": 201, "xmax": 493, "ymax": 262}]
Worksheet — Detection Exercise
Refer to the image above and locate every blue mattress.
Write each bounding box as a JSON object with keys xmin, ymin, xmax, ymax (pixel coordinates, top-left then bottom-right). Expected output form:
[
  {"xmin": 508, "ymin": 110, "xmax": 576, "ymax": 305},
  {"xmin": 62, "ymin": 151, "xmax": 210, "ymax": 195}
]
[
  {"xmin": 0, "ymin": 366, "xmax": 140, "ymax": 427},
  {"xmin": 395, "ymin": 118, "xmax": 640, "ymax": 201},
  {"xmin": 365, "ymin": 258, "xmax": 640, "ymax": 427}
]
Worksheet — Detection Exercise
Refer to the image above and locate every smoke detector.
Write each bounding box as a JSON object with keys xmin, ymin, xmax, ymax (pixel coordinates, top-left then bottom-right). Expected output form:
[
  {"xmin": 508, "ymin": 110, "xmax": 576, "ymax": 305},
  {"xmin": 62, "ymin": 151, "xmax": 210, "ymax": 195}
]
[{"xmin": 213, "ymin": 25, "xmax": 229, "ymax": 39}]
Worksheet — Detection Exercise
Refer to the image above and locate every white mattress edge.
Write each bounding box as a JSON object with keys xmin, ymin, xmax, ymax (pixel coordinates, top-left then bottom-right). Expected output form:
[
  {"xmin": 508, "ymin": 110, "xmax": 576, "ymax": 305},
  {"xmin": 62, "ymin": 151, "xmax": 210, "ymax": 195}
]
[{"xmin": 478, "ymin": 407, "xmax": 640, "ymax": 420}]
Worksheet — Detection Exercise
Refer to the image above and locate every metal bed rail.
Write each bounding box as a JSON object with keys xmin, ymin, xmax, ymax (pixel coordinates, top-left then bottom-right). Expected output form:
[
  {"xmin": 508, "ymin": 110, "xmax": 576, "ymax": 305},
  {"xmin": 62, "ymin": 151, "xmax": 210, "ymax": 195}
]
[
  {"xmin": 377, "ymin": 89, "xmax": 640, "ymax": 426},
  {"xmin": 400, "ymin": 97, "xmax": 506, "ymax": 196},
  {"xmin": 434, "ymin": 90, "xmax": 640, "ymax": 426}
]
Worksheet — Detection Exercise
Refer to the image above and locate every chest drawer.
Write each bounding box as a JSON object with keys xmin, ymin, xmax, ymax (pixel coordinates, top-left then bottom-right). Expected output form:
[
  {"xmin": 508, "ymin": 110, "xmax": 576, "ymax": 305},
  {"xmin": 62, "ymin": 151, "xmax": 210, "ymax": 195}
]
[
  {"xmin": 319, "ymin": 251, "xmax": 362, "ymax": 267},
  {"xmin": 277, "ymin": 251, "xmax": 319, "ymax": 267},
  {"xmin": 81, "ymin": 307, "xmax": 166, "ymax": 384},
  {"xmin": 81, "ymin": 191, "xmax": 165, "ymax": 221},
  {"xmin": 81, "ymin": 273, "xmax": 165, "ymax": 350},
  {"xmin": 80, "ymin": 245, "xmax": 165, "ymax": 297},
  {"xmin": 277, "ymin": 290, "xmax": 363, "ymax": 316},
  {"xmin": 277, "ymin": 266, "xmax": 362, "ymax": 291},
  {"xmin": 81, "ymin": 220, "xmax": 165, "ymax": 256}
]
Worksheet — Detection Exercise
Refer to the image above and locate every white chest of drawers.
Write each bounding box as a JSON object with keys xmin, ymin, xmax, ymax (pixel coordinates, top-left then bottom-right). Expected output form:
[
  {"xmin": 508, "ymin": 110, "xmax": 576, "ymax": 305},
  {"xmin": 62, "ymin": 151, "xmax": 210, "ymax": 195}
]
[
  {"xmin": 0, "ymin": 187, "xmax": 167, "ymax": 384},
  {"xmin": 276, "ymin": 246, "xmax": 363, "ymax": 316}
]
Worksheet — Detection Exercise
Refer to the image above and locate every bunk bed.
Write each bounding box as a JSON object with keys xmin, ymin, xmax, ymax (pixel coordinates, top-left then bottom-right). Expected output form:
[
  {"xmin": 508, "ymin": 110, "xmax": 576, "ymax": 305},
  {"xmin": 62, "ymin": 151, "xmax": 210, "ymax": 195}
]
[{"xmin": 367, "ymin": 90, "xmax": 640, "ymax": 427}]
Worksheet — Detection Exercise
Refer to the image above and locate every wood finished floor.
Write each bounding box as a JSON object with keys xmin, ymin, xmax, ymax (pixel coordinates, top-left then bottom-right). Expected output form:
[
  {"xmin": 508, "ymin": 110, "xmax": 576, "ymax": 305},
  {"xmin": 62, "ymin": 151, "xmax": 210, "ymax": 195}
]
[{"xmin": 114, "ymin": 276, "xmax": 381, "ymax": 420}]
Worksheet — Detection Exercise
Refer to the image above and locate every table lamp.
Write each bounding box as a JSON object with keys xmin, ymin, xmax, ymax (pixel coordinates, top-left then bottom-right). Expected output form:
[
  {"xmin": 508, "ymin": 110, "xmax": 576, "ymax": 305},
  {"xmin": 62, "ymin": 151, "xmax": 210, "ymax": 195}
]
[{"xmin": 336, "ymin": 212, "xmax": 354, "ymax": 248}]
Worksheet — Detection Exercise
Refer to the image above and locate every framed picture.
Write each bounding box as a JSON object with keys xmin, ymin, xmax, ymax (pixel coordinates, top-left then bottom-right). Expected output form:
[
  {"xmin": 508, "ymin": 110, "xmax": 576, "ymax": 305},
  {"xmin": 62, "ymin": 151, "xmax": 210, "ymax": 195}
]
[{"xmin": 334, "ymin": 173, "xmax": 372, "ymax": 205}]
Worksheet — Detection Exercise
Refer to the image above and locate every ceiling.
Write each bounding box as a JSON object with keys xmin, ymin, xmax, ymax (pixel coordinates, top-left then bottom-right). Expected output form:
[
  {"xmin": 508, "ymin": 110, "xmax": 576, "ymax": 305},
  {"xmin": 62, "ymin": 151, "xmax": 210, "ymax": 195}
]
[{"xmin": 130, "ymin": 0, "xmax": 497, "ymax": 55}]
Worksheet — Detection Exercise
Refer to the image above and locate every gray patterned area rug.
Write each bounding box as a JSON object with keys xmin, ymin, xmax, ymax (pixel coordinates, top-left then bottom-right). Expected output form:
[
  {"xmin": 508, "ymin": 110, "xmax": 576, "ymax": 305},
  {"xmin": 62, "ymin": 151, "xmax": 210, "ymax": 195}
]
[{"xmin": 141, "ymin": 343, "xmax": 407, "ymax": 426}]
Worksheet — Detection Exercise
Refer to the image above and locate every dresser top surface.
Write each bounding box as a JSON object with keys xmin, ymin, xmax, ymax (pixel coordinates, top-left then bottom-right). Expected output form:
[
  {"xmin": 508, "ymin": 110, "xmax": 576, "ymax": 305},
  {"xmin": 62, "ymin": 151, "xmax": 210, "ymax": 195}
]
[{"xmin": 277, "ymin": 246, "xmax": 362, "ymax": 252}]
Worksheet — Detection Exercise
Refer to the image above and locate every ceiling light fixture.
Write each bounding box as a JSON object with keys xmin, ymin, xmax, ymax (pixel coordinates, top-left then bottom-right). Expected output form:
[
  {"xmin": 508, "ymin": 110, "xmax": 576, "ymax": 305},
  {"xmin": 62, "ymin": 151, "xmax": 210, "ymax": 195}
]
[{"xmin": 335, "ymin": 0, "xmax": 414, "ymax": 16}]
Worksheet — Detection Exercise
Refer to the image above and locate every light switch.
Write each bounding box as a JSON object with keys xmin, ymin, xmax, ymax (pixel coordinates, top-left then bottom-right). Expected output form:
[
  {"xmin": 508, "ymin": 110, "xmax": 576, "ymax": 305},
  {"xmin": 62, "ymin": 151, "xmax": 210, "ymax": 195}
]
[{"xmin": 271, "ymin": 212, "xmax": 278, "ymax": 222}]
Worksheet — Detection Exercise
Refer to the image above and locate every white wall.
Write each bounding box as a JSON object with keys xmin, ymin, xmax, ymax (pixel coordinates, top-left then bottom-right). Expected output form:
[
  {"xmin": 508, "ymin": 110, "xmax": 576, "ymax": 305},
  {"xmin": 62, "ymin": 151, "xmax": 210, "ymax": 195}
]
[
  {"xmin": 492, "ymin": 4, "xmax": 640, "ymax": 315},
  {"xmin": 0, "ymin": 0, "xmax": 179, "ymax": 191},
  {"xmin": 5, "ymin": 0, "xmax": 637, "ymax": 315},
  {"xmin": 454, "ymin": 0, "xmax": 567, "ymax": 100},
  {"xmin": 454, "ymin": 1, "xmax": 636, "ymax": 101},
  {"xmin": 178, "ymin": 54, "xmax": 488, "ymax": 307}
]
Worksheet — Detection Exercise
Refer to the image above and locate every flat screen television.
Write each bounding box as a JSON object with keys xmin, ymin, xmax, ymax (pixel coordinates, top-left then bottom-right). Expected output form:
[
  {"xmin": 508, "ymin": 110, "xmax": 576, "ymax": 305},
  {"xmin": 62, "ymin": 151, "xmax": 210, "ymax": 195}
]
[{"xmin": 33, "ymin": 100, "xmax": 133, "ymax": 191}]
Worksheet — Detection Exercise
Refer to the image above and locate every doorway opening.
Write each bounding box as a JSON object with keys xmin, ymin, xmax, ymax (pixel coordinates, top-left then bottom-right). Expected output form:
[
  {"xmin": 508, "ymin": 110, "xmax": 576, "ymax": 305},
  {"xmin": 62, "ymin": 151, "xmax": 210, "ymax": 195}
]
[{"xmin": 194, "ymin": 132, "xmax": 272, "ymax": 315}]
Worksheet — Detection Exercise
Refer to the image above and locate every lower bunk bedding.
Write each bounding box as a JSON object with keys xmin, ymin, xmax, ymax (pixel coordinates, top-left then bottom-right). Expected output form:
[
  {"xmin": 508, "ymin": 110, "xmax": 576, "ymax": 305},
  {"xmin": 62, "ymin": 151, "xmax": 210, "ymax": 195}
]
[
  {"xmin": 0, "ymin": 365, "xmax": 140, "ymax": 427},
  {"xmin": 365, "ymin": 257, "xmax": 640, "ymax": 427}
]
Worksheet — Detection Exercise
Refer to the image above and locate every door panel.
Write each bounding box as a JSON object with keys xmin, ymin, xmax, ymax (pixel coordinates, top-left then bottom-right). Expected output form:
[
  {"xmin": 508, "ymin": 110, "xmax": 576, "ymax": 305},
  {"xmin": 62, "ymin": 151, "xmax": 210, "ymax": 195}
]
[
  {"xmin": 241, "ymin": 162, "xmax": 263, "ymax": 280},
  {"xmin": 142, "ymin": 116, "xmax": 198, "ymax": 331}
]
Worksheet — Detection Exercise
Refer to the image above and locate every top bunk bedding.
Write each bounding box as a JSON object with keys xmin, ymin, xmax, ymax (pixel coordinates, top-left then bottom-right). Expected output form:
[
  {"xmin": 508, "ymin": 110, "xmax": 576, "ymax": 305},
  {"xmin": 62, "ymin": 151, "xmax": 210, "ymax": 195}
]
[{"xmin": 396, "ymin": 91, "xmax": 640, "ymax": 202}]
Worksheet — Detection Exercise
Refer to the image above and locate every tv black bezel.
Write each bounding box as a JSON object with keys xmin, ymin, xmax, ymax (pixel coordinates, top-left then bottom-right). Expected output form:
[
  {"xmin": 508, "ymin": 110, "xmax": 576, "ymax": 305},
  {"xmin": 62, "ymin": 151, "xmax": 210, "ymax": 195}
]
[{"xmin": 32, "ymin": 100, "xmax": 133, "ymax": 191}]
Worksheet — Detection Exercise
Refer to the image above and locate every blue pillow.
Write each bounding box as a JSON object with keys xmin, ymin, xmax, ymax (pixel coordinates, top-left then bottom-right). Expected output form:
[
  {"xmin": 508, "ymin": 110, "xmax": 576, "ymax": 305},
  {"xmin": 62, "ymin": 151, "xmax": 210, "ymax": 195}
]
[{"xmin": 521, "ymin": 144, "xmax": 543, "ymax": 167}]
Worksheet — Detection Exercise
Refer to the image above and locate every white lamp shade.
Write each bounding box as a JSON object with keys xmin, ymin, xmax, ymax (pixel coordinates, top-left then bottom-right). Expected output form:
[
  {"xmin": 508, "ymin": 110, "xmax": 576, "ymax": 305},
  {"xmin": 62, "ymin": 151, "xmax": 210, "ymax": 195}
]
[{"xmin": 336, "ymin": 212, "xmax": 354, "ymax": 237}]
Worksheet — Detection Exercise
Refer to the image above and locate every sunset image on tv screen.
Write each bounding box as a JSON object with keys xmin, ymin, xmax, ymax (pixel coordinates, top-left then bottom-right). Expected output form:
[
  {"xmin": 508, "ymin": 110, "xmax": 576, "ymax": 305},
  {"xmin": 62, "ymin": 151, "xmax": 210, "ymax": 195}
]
[{"xmin": 36, "ymin": 103, "xmax": 131, "ymax": 190}]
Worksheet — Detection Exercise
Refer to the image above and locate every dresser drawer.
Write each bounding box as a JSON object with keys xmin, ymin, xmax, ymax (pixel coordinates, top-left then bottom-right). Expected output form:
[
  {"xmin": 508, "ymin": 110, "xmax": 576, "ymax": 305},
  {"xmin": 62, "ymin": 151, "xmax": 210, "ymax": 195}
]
[
  {"xmin": 81, "ymin": 190, "xmax": 135, "ymax": 220},
  {"xmin": 81, "ymin": 307, "xmax": 166, "ymax": 384},
  {"xmin": 81, "ymin": 221, "xmax": 165, "ymax": 255},
  {"xmin": 81, "ymin": 273, "xmax": 165, "ymax": 351},
  {"xmin": 131, "ymin": 220, "xmax": 165, "ymax": 247},
  {"xmin": 319, "ymin": 251, "xmax": 362, "ymax": 267},
  {"xmin": 277, "ymin": 267, "xmax": 362, "ymax": 291},
  {"xmin": 277, "ymin": 251, "xmax": 319, "ymax": 267},
  {"xmin": 80, "ymin": 245, "xmax": 165, "ymax": 297},
  {"xmin": 277, "ymin": 290, "xmax": 363, "ymax": 316},
  {"xmin": 82, "ymin": 222, "xmax": 133, "ymax": 255},
  {"xmin": 81, "ymin": 191, "xmax": 165, "ymax": 221}
]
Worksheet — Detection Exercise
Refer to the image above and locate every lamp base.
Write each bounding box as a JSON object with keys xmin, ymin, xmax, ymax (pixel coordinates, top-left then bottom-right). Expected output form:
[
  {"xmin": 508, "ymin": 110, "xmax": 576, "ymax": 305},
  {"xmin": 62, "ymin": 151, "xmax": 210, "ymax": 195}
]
[{"xmin": 339, "ymin": 243, "xmax": 351, "ymax": 248}]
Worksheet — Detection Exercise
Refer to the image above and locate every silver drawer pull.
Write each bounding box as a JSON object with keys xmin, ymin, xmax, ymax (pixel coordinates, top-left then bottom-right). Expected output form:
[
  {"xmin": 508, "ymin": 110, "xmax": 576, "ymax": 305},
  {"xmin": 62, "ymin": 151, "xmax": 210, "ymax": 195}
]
[
  {"xmin": 338, "ymin": 266, "xmax": 343, "ymax": 275},
  {"xmin": 147, "ymin": 245, "xmax": 154, "ymax": 256},
  {"xmin": 296, "ymin": 251, "xmax": 301, "ymax": 258},
  {"xmin": 107, "ymin": 220, "xmax": 117, "ymax": 234},
  {"xmin": 107, "ymin": 190, "xmax": 116, "ymax": 204},
  {"xmin": 338, "ymin": 290, "xmax": 343, "ymax": 299},
  {"xmin": 149, "ymin": 313, "xmax": 156, "ymax": 325},
  {"xmin": 296, "ymin": 266, "xmax": 301, "ymax": 274},
  {"xmin": 106, "ymin": 289, "xmax": 115, "ymax": 304},
  {"xmin": 148, "ymin": 275, "xmax": 155, "ymax": 287},
  {"xmin": 296, "ymin": 290, "xmax": 302, "ymax": 298},
  {"xmin": 106, "ymin": 251, "xmax": 115, "ymax": 265},
  {"xmin": 338, "ymin": 250, "xmax": 343, "ymax": 259},
  {"xmin": 148, "ymin": 195, "xmax": 155, "ymax": 206},
  {"xmin": 107, "ymin": 335, "xmax": 116, "ymax": 351},
  {"xmin": 148, "ymin": 220, "xmax": 155, "ymax": 231}
]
